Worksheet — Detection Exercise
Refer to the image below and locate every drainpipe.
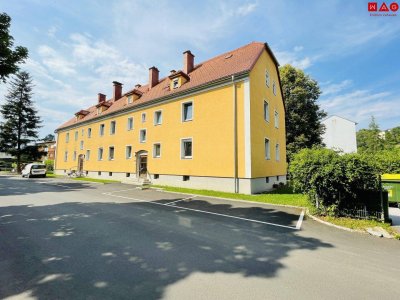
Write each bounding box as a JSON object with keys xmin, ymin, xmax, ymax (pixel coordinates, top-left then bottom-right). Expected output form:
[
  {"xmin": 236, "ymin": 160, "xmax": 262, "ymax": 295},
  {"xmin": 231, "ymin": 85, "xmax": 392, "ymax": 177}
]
[{"xmin": 232, "ymin": 75, "xmax": 239, "ymax": 193}]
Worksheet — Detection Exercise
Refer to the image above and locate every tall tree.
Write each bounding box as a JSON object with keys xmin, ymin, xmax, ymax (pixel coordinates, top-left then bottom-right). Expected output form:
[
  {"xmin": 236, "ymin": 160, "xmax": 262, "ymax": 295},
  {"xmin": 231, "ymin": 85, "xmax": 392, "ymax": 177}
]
[
  {"xmin": 42, "ymin": 133, "xmax": 55, "ymax": 141},
  {"xmin": 356, "ymin": 116, "xmax": 386, "ymax": 153},
  {"xmin": 279, "ymin": 64, "xmax": 327, "ymax": 160},
  {"xmin": 0, "ymin": 71, "xmax": 42, "ymax": 171},
  {"xmin": 0, "ymin": 13, "xmax": 28, "ymax": 82}
]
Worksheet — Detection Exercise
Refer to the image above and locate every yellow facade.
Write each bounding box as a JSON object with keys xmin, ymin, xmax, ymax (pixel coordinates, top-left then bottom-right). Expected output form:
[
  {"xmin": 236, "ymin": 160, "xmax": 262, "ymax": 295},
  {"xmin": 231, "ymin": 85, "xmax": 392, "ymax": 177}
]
[{"xmin": 55, "ymin": 45, "xmax": 287, "ymax": 193}]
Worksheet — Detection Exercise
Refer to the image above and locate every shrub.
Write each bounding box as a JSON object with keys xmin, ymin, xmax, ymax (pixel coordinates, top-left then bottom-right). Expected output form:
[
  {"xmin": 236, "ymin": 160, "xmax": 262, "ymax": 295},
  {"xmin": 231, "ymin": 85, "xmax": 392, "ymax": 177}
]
[
  {"xmin": 368, "ymin": 148, "xmax": 400, "ymax": 174},
  {"xmin": 289, "ymin": 148, "xmax": 379, "ymax": 215},
  {"xmin": 44, "ymin": 159, "xmax": 54, "ymax": 171}
]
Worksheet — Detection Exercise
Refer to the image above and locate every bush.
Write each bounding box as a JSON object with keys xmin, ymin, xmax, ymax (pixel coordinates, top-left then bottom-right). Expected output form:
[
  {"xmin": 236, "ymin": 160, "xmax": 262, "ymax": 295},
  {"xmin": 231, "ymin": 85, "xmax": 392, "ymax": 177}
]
[
  {"xmin": 366, "ymin": 148, "xmax": 400, "ymax": 174},
  {"xmin": 44, "ymin": 159, "xmax": 54, "ymax": 171},
  {"xmin": 289, "ymin": 148, "xmax": 379, "ymax": 215}
]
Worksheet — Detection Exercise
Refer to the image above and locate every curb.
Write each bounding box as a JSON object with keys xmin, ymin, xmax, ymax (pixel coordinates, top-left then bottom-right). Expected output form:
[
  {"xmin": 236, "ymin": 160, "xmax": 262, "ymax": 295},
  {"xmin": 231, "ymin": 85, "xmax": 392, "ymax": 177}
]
[{"xmin": 305, "ymin": 210, "xmax": 361, "ymax": 233}]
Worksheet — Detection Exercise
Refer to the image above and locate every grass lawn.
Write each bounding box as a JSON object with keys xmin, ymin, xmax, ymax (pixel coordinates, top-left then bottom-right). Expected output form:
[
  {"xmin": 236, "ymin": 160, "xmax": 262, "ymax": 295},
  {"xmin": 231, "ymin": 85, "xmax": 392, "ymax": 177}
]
[
  {"xmin": 152, "ymin": 185, "xmax": 310, "ymax": 208},
  {"xmin": 320, "ymin": 216, "xmax": 400, "ymax": 240}
]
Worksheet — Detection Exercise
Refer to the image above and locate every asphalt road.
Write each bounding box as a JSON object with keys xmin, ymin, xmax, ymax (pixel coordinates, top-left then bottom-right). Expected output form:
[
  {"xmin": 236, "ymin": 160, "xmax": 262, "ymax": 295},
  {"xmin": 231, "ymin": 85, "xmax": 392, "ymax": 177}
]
[{"xmin": 0, "ymin": 175, "xmax": 399, "ymax": 300}]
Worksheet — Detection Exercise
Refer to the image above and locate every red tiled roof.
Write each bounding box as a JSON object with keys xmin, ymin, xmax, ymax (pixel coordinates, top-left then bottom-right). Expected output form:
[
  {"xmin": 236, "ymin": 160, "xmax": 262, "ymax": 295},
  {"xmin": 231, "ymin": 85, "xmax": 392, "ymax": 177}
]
[{"xmin": 57, "ymin": 42, "xmax": 267, "ymax": 130}]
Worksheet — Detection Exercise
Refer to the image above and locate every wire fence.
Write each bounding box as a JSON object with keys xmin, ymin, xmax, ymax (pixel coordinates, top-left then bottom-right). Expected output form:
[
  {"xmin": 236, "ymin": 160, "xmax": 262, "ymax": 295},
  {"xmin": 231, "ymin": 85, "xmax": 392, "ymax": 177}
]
[{"xmin": 339, "ymin": 207, "xmax": 383, "ymax": 220}]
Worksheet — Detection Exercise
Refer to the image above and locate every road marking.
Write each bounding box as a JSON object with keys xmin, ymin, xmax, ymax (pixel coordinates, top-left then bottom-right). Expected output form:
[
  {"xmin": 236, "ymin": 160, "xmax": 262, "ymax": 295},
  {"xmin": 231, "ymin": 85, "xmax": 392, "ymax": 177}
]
[
  {"xmin": 104, "ymin": 191, "xmax": 297, "ymax": 230},
  {"xmin": 168, "ymin": 196, "xmax": 195, "ymax": 205},
  {"xmin": 296, "ymin": 210, "xmax": 305, "ymax": 230}
]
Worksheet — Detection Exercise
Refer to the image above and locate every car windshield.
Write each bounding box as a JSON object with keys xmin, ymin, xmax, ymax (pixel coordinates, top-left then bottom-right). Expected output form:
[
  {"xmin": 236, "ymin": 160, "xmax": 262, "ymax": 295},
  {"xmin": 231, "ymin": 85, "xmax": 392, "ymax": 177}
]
[{"xmin": 31, "ymin": 164, "xmax": 46, "ymax": 170}]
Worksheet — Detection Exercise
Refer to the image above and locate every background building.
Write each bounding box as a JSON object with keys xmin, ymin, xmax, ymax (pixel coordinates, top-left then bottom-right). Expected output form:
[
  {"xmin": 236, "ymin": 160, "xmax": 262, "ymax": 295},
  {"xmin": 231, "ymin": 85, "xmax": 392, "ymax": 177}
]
[{"xmin": 322, "ymin": 115, "xmax": 357, "ymax": 153}]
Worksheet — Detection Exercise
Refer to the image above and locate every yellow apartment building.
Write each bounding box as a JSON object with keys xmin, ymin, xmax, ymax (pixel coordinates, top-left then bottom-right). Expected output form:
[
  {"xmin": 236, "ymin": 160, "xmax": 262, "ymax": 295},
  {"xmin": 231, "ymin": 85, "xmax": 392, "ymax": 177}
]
[{"xmin": 54, "ymin": 42, "xmax": 287, "ymax": 194}]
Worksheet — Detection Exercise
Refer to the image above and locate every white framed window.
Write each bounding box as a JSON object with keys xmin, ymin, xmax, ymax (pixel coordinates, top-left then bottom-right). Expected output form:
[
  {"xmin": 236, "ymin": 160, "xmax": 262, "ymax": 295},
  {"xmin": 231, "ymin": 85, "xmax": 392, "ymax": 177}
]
[
  {"xmin": 126, "ymin": 146, "xmax": 132, "ymax": 159},
  {"xmin": 182, "ymin": 101, "xmax": 193, "ymax": 122},
  {"xmin": 276, "ymin": 143, "xmax": 280, "ymax": 161},
  {"xmin": 141, "ymin": 113, "xmax": 146, "ymax": 123},
  {"xmin": 66, "ymin": 132, "xmax": 69, "ymax": 143},
  {"xmin": 273, "ymin": 81, "xmax": 277, "ymax": 96},
  {"xmin": 81, "ymin": 129, "xmax": 84, "ymax": 137},
  {"xmin": 265, "ymin": 138, "xmax": 270, "ymax": 160},
  {"xmin": 99, "ymin": 124, "xmax": 105, "ymax": 136},
  {"xmin": 140, "ymin": 129, "xmax": 147, "ymax": 143},
  {"xmin": 64, "ymin": 151, "xmax": 68, "ymax": 162},
  {"xmin": 172, "ymin": 78, "xmax": 179, "ymax": 89},
  {"xmin": 264, "ymin": 100, "xmax": 269, "ymax": 122},
  {"xmin": 86, "ymin": 150, "xmax": 90, "ymax": 161},
  {"xmin": 108, "ymin": 146, "xmax": 115, "ymax": 160},
  {"xmin": 127, "ymin": 117, "xmax": 134, "ymax": 130},
  {"xmin": 127, "ymin": 95, "xmax": 133, "ymax": 104},
  {"xmin": 87, "ymin": 128, "xmax": 92, "ymax": 138},
  {"xmin": 265, "ymin": 70, "xmax": 270, "ymax": 87},
  {"xmin": 181, "ymin": 138, "xmax": 193, "ymax": 159},
  {"xmin": 154, "ymin": 110, "xmax": 162, "ymax": 125},
  {"xmin": 274, "ymin": 110, "xmax": 279, "ymax": 128},
  {"xmin": 110, "ymin": 121, "xmax": 116, "ymax": 135},
  {"xmin": 73, "ymin": 151, "xmax": 77, "ymax": 161},
  {"xmin": 98, "ymin": 147, "xmax": 103, "ymax": 160},
  {"xmin": 153, "ymin": 143, "xmax": 161, "ymax": 158},
  {"xmin": 74, "ymin": 131, "xmax": 78, "ymax": 141},
  {"xmin": 80, "ymin": 140, "xmax": 84, "ymax": 150}
]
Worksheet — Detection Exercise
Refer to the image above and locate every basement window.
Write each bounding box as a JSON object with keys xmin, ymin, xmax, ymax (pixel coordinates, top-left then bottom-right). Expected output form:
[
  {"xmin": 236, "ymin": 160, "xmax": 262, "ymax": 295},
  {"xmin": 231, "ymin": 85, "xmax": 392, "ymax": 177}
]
[
  {"xmin": 98, "ymin": 171, "xmax": 102, "ymax": 176},
  {"xmin": 154, "ymin": 174, "xmax": 159, "ymax": 179},
  {"xmin": 109, "ymin": 172, "xmax": 112, "ymax": 176},
  {"xmin": 126, "ymin": 173, "xmax": 130, "ymax": 178},
  {"xmin": 183, "ymin": 175, "xmax": 190, "ymax": 181}
]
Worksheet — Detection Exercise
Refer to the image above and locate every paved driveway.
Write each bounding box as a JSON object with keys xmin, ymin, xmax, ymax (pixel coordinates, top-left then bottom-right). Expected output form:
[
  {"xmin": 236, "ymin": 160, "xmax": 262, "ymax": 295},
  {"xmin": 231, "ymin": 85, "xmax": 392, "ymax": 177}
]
[{"xmin": 0, "ymin": 175, "xmax": 399, "ymax": 300}]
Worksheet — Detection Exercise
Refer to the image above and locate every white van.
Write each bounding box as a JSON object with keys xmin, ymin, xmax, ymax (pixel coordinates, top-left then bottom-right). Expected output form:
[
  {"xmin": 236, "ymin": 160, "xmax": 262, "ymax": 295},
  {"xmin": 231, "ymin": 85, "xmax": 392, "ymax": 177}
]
[{"xmin": 21, "ymin": 163, "xmax": 47, "ymax": 178}]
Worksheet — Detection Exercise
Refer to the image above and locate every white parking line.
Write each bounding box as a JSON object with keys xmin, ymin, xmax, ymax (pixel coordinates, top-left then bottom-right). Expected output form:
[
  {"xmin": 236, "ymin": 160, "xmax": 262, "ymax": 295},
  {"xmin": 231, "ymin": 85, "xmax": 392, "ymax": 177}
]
[
  {"xmin": 296, "ymin": 210, "xmax": 305, "ymax": 230},
  {"xmin": 103, "ymin": 191, "xmax": 298, "ymax": 230},
  {"xmin": 168, "ymin": 196, "xmax": 195, "ymax": 205}
]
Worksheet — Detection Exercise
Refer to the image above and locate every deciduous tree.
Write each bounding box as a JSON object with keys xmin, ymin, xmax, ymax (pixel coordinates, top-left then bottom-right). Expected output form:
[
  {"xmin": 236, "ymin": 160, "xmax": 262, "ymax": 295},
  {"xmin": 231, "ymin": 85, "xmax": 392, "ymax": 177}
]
[
  {"xmin": 279, "ymin": 64, "xmax": 327, "ymax": 160},
  {"xmin": 0, "ymin": 13, "xmax": 28, "ymax": 82}
]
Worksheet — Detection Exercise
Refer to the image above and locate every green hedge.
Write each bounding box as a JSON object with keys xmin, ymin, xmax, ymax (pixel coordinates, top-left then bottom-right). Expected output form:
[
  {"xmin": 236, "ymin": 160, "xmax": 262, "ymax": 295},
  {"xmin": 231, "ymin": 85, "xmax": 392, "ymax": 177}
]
[{"xmin": 289, "ymin": 148, "xmax": 379, "ymax": 214}]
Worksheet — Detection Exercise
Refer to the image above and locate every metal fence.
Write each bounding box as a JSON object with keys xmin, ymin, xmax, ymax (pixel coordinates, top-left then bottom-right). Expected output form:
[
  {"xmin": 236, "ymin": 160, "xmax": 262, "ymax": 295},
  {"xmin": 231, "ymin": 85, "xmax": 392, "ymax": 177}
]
[{"xmin": 340, "ymin": 207, "xmax": 383, "ymax": 220}]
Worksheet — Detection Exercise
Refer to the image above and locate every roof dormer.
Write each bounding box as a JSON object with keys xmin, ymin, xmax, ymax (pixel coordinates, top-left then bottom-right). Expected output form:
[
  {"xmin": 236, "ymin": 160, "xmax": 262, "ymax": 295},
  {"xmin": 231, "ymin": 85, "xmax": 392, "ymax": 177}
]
[
  {"xmin": 168, "ymin": 70, "xmax": 190, "ymax": 90},
  {"xmin": 75, "ymin": 110, "xmax": 90, "ymax": 121},
  {"xmin": 95, "ymin": 101, "xmax": 112, "ymax": 115},
  {"xmin": 126, "ymin": 89, "xmax": 143, "ymax": 104}
]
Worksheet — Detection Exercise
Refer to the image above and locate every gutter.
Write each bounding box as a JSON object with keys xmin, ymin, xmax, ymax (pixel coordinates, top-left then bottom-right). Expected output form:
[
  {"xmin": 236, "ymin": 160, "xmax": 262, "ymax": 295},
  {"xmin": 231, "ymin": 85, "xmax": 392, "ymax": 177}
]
[{"xmin": 232, "ymin": 75, "xmax": 239, "ymax": 193}]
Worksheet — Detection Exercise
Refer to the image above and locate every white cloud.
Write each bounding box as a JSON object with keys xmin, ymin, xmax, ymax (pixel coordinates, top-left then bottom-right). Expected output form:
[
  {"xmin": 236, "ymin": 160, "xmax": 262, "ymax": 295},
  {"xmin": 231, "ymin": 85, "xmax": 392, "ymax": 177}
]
[
  {"xmin": 275, "ymin": 50, "xmax": 312, "ymax": 69},
  {"xmin": 319, "ymin": 89, "xmax": 400, "ymax": 128},
  {"xmin": 236, "ymin": 3, "xmax": 258, "ymax": 16},
  {"xmin": 293, "ymin": 46, "xmax": 303, "ymax": 52},
  {"xmin": 47, "ymin": 25, "xmax": 58, "ymax": 38},
  {"xmin": 38, "ymin": 45, "xmax": 76, "ymax": 75},
  {"xmin": 321, "ymin": 80, "xmax": 352, "ymax": 96}
]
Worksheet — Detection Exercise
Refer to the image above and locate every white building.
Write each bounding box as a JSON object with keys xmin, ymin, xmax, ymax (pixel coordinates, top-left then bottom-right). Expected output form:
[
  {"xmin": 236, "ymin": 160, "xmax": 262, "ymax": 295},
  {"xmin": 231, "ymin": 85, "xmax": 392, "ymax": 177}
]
[{"xmin": 321, "ymin": 115, "xmax": 357, "ymax": 153}]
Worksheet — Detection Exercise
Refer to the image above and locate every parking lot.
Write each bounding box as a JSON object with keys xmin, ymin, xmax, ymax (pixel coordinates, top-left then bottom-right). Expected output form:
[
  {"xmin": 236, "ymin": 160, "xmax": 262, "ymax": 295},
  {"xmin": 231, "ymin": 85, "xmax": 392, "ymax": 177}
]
[{"xmin": 1, "ymin": 175, "xmax": 400, "ymax": 299}]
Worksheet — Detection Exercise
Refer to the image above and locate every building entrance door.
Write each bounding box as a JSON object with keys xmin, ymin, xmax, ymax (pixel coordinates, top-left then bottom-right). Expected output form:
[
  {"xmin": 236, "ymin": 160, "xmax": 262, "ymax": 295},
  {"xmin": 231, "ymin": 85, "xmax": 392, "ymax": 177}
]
[
  {"xmin": 78, "ymin": 154, "xmax": 84, "ymax": 173},
  {"xmin": 139, "ymin": 155, "xmax": 147, "ymax": 178}
]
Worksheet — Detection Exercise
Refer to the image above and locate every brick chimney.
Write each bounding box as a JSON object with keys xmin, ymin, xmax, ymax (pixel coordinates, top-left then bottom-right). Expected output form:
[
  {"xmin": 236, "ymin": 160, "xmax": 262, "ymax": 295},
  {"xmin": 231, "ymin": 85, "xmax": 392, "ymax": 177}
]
[
  {"xmin": 149, "ymin": 67, "xmax": 159, "ymax": 89},
  {"xmin": 98, "ymin": 93, "xmax": 106, "ymax": 103},
  {"xmin": 113, "ymin": 81, "xmax": 123, "ymax": 100},
  {"xmin": 183, "ymin": 50, "xmax": 194, "ymax": 74}
]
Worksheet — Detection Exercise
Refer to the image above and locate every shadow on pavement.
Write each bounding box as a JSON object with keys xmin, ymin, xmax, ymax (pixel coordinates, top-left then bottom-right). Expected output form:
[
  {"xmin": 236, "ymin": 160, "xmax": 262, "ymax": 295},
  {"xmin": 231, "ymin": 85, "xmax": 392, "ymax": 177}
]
[{"xmin": 0, "ymin": 200, "xmax": 333, "ymax": 299}]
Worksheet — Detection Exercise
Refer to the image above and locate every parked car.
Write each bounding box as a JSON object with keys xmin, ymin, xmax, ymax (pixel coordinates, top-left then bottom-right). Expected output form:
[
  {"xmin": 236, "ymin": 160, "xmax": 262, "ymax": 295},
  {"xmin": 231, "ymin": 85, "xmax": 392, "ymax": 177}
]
[{"xmin": 21, "ymin": 163, "xmax": 47, "ymax": 178}]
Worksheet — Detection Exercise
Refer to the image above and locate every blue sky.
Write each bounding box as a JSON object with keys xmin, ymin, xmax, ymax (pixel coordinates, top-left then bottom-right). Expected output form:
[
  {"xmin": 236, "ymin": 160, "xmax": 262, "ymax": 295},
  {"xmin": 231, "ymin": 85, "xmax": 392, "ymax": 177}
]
[{"xmin": 1, "ymin": 0, "xmax": 399, "ymax": 137}]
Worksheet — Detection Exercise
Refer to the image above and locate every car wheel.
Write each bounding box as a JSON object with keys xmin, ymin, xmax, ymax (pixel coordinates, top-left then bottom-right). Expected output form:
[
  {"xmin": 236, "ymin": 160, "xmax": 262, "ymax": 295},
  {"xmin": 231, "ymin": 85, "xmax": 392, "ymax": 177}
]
[
  {"xmin": 27, "ymin": 173, "xmax": 31, "ymax": 178},
  {"xmin": 42, "ymin": 174, "xmax": 46, "ymax": 178}
]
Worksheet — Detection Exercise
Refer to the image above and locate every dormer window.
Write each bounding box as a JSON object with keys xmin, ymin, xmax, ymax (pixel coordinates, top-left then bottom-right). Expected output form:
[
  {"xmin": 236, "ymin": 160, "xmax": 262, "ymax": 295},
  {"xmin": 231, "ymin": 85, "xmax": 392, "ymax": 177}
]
[
  {"xmin": 168, "ymin": 71, "xmax": 190, "ymax": 90},
  {"xmin": 125, "ymin": 89, "xmax": 143, "ymax": 104},
  {"xmin": 127, "ymin": 95, "xmax": 133, "ymax": 104},
  {"xmin": 173, "ymin": 78, "xmax": 179, "ymax": 89}
]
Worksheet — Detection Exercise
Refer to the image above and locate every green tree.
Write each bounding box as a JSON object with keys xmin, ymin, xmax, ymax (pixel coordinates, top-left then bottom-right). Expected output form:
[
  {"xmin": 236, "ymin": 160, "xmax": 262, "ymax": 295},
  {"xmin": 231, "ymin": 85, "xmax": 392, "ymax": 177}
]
[
  {"xmin": 0, "ymin": 71, "xmax": 42, "ymax": 171},
  {"xmin": 356, "ymin": 116, "xmax": 385, "ymax": 154},
  {"xmin": 279, "ymin": 64, "xmax": 327, "ymax": 160},
  {"xmin": 385, "ymin": 126, "xmax": 400, "ymax": 149},
  {"xmin": 0, "ymin": 13, "xmax": 28, "ymax": 82},
  {"xmin": 42, "ymin": 133, "xmax": 55, "ymax": 141}
]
